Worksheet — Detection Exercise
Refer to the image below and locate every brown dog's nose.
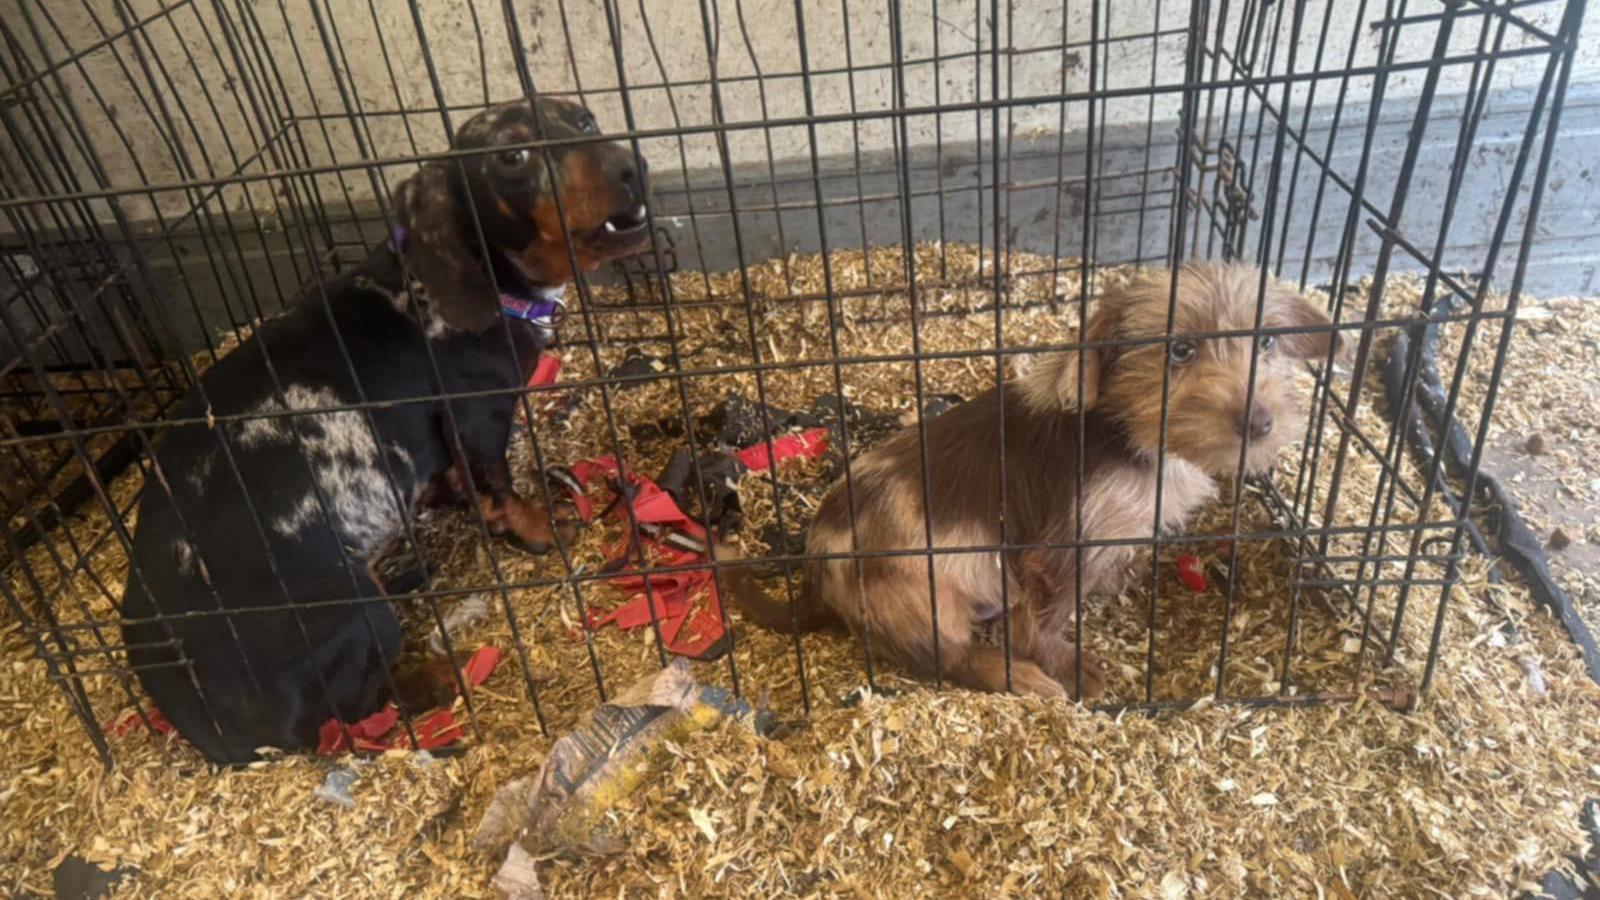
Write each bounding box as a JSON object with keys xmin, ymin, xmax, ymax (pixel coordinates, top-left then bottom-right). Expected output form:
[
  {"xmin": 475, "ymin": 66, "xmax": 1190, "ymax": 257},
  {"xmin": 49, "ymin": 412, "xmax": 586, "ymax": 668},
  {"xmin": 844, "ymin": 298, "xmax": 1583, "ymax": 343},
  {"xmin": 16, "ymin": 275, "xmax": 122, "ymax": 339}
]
[{"xmin": 1235, "ymin": 403, "xmax": 1274, "ymax": 441}]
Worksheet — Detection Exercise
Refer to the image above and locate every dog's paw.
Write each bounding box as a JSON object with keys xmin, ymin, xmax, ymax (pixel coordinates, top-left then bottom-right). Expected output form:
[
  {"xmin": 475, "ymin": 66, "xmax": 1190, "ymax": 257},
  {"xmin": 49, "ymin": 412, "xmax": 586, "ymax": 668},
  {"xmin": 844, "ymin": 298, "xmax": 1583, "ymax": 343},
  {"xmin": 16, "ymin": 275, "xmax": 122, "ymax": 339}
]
[{"xmin": 485, "ymin": 494, "xmax": 581, "ymax": 555}]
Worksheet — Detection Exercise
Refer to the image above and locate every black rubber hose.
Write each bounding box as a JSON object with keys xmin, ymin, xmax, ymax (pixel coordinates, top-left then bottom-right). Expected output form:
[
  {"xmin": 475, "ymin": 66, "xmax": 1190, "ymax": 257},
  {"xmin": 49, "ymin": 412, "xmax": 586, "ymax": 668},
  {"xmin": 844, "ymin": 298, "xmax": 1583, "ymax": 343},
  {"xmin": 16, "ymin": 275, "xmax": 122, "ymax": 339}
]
[{"xmin": 1385, "ymin": 294, "xmax": 1600, "ymax": 684}]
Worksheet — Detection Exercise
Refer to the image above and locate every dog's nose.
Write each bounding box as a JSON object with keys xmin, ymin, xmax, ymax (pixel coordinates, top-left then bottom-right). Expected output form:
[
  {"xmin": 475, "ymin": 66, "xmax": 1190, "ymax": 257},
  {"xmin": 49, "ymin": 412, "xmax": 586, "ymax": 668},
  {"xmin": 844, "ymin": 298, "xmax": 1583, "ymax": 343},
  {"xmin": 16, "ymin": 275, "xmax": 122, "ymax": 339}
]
[
  {"xmin": 1235, "ymin": 404, "xmax": 1274, "ymax": 441},
  {"xmin": 610, "ymin": 155, "xmax": 649, "ymax": 196}
]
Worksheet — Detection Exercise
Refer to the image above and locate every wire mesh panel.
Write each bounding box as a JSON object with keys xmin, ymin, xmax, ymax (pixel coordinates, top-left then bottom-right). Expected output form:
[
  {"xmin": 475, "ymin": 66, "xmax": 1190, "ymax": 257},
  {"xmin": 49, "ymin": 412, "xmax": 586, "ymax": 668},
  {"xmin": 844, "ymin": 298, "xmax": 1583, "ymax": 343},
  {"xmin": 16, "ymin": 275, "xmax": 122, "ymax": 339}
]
[{"xmin": 0, "ymin": 0, "xmax": 1585, "ymax": 766}]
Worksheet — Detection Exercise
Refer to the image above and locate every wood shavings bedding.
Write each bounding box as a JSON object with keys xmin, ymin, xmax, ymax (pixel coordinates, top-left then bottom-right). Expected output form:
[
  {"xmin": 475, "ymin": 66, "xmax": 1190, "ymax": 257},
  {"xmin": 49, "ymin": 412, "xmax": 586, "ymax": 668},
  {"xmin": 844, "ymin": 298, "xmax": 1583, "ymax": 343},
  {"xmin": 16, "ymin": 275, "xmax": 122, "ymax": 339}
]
[{"xmin": 1, "ymin": 245, "xmax": 1595, "ymax": 898}]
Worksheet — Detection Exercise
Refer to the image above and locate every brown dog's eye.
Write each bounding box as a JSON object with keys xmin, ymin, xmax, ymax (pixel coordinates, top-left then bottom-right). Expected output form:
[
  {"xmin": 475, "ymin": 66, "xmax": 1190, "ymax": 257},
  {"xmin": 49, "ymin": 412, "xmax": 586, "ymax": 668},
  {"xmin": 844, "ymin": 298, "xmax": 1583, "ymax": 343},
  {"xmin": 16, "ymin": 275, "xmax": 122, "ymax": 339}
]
[
  {"xmin": 499, "ymin": 148, "xmax": 531, "ymax": 167},
  {"xmin": 1259, "ymin": 334, "xmax": 1277, "ymax": 354},
  {"xmin": 1169, "ymin": 340, "xmax": 1198, "ymax": 366}
]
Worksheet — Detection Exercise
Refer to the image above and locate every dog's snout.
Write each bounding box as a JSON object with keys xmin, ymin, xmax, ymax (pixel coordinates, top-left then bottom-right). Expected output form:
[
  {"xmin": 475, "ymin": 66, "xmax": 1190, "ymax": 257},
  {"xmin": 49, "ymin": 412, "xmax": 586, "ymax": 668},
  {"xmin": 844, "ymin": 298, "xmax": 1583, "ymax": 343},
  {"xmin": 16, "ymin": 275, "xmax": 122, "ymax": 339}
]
[
  {"xmin": 600, "ymin": 148, "xmax": 649, "ymax": 200},
  {"xmin": 1235, "ymin": 403, "xmax": 1274, "ymax": 441},
  {"xmin": 617, "ymin": 157, "xmax": 648, "ymax": 186}
]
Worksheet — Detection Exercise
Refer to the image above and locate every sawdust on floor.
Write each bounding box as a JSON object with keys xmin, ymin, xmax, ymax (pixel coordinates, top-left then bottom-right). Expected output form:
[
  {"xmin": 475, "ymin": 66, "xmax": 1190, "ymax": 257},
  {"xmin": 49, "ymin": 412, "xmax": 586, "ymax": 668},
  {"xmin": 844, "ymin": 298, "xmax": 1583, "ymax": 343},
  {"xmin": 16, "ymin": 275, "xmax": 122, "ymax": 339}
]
[{"xmin": 1, "ymin": 244, "xmax": 1595, "ymax": 898}]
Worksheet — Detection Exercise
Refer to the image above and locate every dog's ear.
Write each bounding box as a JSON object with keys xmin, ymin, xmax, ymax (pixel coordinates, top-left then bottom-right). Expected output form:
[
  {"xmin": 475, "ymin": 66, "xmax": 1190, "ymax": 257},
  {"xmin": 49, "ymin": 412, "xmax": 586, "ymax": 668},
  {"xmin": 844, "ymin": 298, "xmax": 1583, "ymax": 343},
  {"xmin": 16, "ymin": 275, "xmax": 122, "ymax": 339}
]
[
  {"xmin": 392, "ymin": 163, "xmax": 501, "ymax": 333},
  {"xmin": 1020, "ymin": 300, "xmax": 1121, "ymax": 412},
  {"xmin": 1267, "ymin": 283, "xmax": 1340, "ymax": 360}
]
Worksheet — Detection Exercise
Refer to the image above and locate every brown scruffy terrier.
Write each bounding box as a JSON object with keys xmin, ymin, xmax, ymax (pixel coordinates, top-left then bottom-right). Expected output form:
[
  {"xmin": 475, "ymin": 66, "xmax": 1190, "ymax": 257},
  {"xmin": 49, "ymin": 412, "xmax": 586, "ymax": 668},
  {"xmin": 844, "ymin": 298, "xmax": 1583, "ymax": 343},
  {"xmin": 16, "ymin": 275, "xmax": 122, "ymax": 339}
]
[{"xmin": 725, "ymin": 262, "xmax": 1340, "ymax": 701}]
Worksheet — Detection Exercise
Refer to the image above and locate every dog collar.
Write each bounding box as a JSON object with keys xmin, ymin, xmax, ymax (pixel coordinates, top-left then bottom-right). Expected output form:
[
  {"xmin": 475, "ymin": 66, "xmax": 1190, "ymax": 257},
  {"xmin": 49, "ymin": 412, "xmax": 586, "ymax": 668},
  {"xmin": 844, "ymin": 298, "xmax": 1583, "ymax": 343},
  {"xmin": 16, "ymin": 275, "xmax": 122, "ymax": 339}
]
[
  {"xmin": 387, "ymin": 226, "xmax": 565, "ymax": 328},
  {"xmin": 498, "ymin": 287, "xmax": 566, "ymax": 327}
]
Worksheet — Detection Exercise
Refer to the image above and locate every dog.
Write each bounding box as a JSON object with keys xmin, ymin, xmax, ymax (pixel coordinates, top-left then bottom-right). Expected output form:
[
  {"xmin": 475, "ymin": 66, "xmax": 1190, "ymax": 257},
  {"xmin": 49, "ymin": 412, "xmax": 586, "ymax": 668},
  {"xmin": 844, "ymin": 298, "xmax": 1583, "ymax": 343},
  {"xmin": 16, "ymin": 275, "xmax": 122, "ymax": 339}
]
[
  {"xmin": 119, "ymin": 97, "xmax": 652, "ymax": 764},
  {"xmin": 726, "ymin": 263, "xmax": 1338, "ymax": 701}
]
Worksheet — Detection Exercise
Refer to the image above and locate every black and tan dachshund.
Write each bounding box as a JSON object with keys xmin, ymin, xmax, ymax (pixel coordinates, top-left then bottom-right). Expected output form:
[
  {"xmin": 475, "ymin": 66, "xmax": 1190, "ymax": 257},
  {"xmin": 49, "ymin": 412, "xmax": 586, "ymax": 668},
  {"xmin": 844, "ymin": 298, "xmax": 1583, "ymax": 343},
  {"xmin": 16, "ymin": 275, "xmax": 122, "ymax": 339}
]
[{"xmin": 120, "ymin": 98, "xmax": 651, "ymax": 764}]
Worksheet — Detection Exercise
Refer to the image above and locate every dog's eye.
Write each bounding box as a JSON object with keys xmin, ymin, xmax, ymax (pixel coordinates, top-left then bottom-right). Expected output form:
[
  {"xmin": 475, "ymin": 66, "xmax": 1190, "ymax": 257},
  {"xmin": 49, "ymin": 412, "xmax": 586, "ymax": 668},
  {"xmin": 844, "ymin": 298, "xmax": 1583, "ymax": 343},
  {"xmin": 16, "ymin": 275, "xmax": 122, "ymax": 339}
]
[
  {"xmin": 499, "ymin": 148, "xmax": 531, "ymax": 167},
  {"xmin": 1169, "ymin": 340, "xmax": 1198, "ymax": 366},
  {"xmin": 1259, "ymin": 335, "xmax": 1277, "ymax": 353},
  {"xmin": 580, "ymin": 116, "xmax": 599, "ymax": 135}
]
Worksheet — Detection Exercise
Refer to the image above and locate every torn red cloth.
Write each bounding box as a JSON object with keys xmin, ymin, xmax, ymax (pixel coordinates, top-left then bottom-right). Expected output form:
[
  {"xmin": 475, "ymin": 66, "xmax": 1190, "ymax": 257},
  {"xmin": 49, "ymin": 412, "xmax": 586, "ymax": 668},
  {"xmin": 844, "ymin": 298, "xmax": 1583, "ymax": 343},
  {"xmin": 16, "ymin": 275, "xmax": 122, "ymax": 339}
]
[
  {"xmin": 545, "ymin": 467, "xmax": 596, "ymax": 523},
  {"xmin": 734, "ymin": 427, "xmax": 829, "ymax": 472},
  {"xmin": 111, "ymin": 650, "xmax": 502, "ymax": 756},
  {"xmin": 528, "ymin": 354, "xmax": 561, "ymax": 388},
  {"xmin": 461, "ymin": 646, "xmax": 501, "ymax": 687},
  {"xmin": 569, "ymin": 455, "xmax": 707, "ymax": 542},
  {"xmin": 562, "ymin": 448, "xmax": 797, "ymax": 660},
  {"xmin": 513, "ymin": 353, "xmax": 565, "ymax": 424},
  {"xmin": 314, "ymin": 645, "xmax": 501, "ymax": 756},
  {"xmin": 107, "ymin": 708, "xmax": 174, "ymax": 738},
  {"xmin": 568, "ymin": 456, "xmax": 619, "ymax": 488},
  {"xmin": 629, "ymin": 485, "xmax": 695, "ymax": 528},
  {"xmin": 564, "ymin": 487, "xmax": 596, "ymax": 525},
  {"xmin": 664, "ymin": 580, "xmax": 729, "ymax": 658},
  {"xmin": 593, "ymin": 570, "xmax": 728, "ymax": 659},
  {"xmin": 595, "ymin": 588, "xmax": 688, "ymax": 631},
  {"xmin": 1176, "ymin": 555, "xmax": 1208, "ymax": 593}
]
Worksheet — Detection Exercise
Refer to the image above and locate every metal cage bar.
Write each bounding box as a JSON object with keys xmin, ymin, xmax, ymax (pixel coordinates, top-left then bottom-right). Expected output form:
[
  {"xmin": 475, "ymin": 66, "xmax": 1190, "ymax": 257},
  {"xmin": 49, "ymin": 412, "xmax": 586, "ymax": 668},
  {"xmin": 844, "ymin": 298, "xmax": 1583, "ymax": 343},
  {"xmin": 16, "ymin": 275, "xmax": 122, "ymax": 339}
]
[{"xmin": 0, "ymin": 0, "xmax": 1584, "ymax": 766}]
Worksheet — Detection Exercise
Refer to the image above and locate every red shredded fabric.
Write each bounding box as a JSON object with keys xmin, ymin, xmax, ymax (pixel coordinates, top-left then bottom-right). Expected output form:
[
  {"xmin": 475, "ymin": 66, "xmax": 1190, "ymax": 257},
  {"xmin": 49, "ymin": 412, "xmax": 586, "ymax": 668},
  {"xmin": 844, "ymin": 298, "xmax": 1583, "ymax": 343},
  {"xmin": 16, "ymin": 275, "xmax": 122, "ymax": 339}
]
[
  {"xmin": 528, "ymin": 354, "xmax": 561, "ymax": 387},
  {"xmin": 112, "ymin": 645, "xmax": 503, "ymax": 756},
  {"xmin": 561, "ymin": 425, "xmax": 828, "ymax": 661},
  {"xmin": 1176, "ymin": 555, "xmax": 1208, "ymax": 593},
  {"xmin": 313, "ymin": 645, "xmax": 499, "ymax": 755},
  {"xmin": 566, "ymin": 490, "xmax": 597, "ymax": 525},
  {"xmin": 106, "ymin": 708, "xmax": 174, "ymax": 738},
  {"xmin": 461, "ymin": 646, "xmax": 501, "ymax": 686},
  {"xmin": 568, "ymin": 456, "xmax": 619, "ymax": 488},
  {"xmin": 734, "ymin": 427, "xmax": 829, "ymax": 472},
  {"xmin": 627, "ymin": 481, "xmax": 701, "ymax": 532},
  {"xmin": 513, "ymin": 353, "xmax": 564, "ymax": 424}
]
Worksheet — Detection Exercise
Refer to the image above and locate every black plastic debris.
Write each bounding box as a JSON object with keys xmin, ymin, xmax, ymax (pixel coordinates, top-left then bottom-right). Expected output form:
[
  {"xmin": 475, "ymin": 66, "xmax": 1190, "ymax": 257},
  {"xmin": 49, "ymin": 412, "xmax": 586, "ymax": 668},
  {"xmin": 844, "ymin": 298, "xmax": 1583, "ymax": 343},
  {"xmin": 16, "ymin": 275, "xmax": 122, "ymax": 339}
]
[
  {"xmin": 627, "ymin": 414, "xmax": 685, "ymax": 445},
  {"xmin": 808, "ymin": 394, "xmax": 901, "ymax": 450},
  {"xmin": 543, "ymin": 389, "xmax": 586, "ymax": 426},
  {"xmin": 52, "ymin": 855, "xmax": 134, "ymax": 900},
  {"xmin": 1531, "ymin": 799, "xmax": 1600, "ymax": 900},
  {"xmin": 609, "ymin": 348, "xmax": 671, "ymax": 389},
  {"xmin": 700, "ymin": 392, "xmax": 804, "ymax": 448},
  {"xmin": 636, "ymin": 393, "xmax": 905, "ymax": 562},
  {"xmin": 654, "ymin": 449, "xmax": 744, "ymax": 536},
  {"xmin": 702, "ymin": 391, "xmax": 902, "ymax": 456}
]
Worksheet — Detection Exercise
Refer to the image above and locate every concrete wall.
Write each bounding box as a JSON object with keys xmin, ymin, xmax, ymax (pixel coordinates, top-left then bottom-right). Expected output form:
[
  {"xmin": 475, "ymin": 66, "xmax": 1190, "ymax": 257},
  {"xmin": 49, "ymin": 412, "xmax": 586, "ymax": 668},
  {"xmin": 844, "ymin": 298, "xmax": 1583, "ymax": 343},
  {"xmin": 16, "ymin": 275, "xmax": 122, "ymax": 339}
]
[
  {"xmin": 2, "ymin": 0, "xmax": 1598, "ymax": 358},
  {"xmin": 6, "ymin": 1, "xmax": 1595, "ymax": 213}
]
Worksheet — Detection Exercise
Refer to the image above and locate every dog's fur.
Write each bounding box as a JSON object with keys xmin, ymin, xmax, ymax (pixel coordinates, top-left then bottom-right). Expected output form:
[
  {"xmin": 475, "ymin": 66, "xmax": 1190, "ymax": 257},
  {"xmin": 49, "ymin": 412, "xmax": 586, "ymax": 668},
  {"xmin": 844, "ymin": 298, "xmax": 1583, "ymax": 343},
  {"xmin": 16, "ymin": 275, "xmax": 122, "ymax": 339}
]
[
  {"xmin": 120, "ymin": 98, "xmax": 651, "ymax": 764},
  {"xmin": 727, "ymin": 263, "xmax": 1338, "ymax": 700}
]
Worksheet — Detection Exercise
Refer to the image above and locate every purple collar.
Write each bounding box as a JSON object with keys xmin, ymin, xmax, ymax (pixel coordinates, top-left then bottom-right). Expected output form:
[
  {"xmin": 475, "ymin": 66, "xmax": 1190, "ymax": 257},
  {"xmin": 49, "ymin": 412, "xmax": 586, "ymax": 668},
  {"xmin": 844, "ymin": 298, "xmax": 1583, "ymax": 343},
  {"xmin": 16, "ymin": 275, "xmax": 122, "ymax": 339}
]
[
  {"xmin": 498, "ymin": 288, "xmax": 567, "ymax": 327},
  {"xmin": 388, "ymin": 225, "xmax": 565, "ymax": 327}
]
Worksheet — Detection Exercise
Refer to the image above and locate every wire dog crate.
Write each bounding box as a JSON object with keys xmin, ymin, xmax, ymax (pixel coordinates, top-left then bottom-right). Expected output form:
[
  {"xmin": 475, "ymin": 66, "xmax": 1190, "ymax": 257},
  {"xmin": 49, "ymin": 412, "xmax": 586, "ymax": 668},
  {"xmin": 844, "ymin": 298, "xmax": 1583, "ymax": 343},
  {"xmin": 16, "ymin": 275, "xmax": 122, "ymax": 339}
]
[{"xmin": 0, "ymin": 0, "xmax": 1586, "ymax": 767}]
